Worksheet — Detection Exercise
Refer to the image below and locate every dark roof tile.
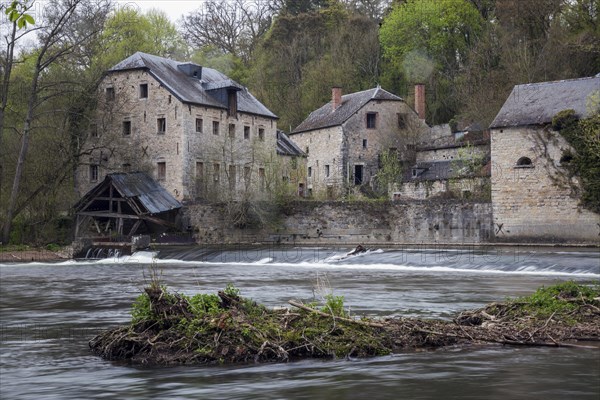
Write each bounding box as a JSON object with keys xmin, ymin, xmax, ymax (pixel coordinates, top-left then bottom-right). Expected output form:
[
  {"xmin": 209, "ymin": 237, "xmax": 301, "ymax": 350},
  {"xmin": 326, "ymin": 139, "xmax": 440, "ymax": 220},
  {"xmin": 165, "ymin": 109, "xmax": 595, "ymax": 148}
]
[
  {"xmin": 490, "ymin": 75, "xmax": 600, "ymax": 129},
  {"xmin": 109, "ymin": 52, "xmax": 277, "ymax": 119},
  {"xmin": 292, "ymin": 87, "xmax": 403, "ymax": 134},
  {"xmin": 277, "ymin": 130, "xmax": 306, "ymax": 157}
]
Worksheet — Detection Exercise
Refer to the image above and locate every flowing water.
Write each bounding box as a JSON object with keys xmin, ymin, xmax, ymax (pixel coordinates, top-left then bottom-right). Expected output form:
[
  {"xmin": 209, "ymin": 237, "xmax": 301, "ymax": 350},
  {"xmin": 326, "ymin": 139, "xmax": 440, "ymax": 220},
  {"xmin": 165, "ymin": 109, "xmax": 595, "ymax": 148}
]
[{"xmin": 1, "ymin": 246, "xmax": 599, "ymax": 399}]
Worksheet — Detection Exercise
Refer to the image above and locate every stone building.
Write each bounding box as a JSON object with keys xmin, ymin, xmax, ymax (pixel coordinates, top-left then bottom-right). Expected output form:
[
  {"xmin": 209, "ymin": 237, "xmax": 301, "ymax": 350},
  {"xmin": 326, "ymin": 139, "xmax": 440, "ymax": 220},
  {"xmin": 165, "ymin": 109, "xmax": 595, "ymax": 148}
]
[
  {"xmin": 76, "ymin": 52, "xmax": 278, "ymax": 203},
  {"xmin": 394, "ymin": 128, "xmax": 491, "ymax": 200},
  {"xmin": 275, "ymin": 131, "xmax": 308, "ymax": 197},
  {"xmin": 290, "ymin": 86, "xmax": 427, "ymax": 198},
  {"xmin": 489, "ymin": 74, "xmax": 600, "ymax": 242}
]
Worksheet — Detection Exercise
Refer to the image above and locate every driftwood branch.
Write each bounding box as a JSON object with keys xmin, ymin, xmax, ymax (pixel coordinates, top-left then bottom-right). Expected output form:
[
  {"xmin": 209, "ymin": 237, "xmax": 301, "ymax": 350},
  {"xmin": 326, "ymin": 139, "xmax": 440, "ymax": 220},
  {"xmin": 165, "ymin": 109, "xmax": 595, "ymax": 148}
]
[{"xmin": 288, "ymin": 300, "xmax": 386, "ymax": 328}]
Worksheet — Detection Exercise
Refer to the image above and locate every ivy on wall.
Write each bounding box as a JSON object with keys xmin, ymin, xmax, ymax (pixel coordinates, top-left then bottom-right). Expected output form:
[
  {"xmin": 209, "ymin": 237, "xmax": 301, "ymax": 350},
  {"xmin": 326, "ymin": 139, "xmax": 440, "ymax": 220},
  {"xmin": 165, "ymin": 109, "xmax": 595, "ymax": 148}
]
[{"xmin": 552, "ymin": 109, "xmax": 600, "ymax": 214}]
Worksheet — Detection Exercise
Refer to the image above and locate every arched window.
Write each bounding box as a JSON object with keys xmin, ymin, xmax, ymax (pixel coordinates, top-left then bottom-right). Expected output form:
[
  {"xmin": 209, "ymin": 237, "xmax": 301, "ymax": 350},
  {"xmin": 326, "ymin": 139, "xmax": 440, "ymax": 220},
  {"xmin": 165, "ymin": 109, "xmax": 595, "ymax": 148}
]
[{"xmin": 516, "ymin": 157, "xmax": 533, "ymax": 168}]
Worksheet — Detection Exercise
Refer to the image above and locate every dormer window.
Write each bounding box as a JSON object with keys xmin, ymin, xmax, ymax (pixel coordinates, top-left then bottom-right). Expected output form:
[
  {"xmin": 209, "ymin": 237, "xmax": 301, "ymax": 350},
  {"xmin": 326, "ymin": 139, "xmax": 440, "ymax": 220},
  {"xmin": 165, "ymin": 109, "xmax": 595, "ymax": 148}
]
[
  {"xmin": 228, "ymin": 89, "xmax": 237, "ymax": 117},
  {"xmin": 515, "ymin": 157, "xmax": 533, "ymax": 168}
]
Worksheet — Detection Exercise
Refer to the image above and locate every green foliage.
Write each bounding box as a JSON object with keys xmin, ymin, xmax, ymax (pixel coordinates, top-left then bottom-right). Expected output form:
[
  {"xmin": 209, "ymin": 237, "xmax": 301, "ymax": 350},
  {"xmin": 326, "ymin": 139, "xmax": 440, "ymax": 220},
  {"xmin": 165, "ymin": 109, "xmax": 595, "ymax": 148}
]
[
  {"xmin": 321, "ymin": 294, "xmax": 347, "ymax": 317},
  {"xmin": 514, "ymin": 281, "xmax": 600, "ymax": 319},
  {"xmin": 375, "ymin": 149, "xmax": 403, "ymax": 197},
  {"xmin": 131, "ymin": 292, "xmax": 152, "ymax": 324},
  {"xmin": 553, "ymin": 111, "xmax": 600, "ymax": 213},
  {"xmin": 45, "ymin": 243, "xmax": 61, "ymax": 252},
  {"xmin": 224, "ymin": 283, "xmax": 241, "ymax": 297},
  {"xmin": 380, "ymin": 0, "xmax": 484, "ymax": 123},
  {"xmin": 4, "ymin": 0, "xmax": 35, "ymax": 29},
  {"xmin": 188, "ymin": 293, "xmax": 221, "ymax": 315},
  {"xmin": 551, "ymin": 109, "xmax": 578, "ymax": 131},
  {"xmin": 94, "ymin": 8, "xmax": 187, "ymax": 71}
]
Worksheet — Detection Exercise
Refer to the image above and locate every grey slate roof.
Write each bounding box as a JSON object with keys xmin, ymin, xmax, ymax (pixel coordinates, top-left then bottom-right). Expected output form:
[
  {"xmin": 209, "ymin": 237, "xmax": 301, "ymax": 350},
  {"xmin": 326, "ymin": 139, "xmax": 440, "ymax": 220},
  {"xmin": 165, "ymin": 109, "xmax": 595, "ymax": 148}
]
[
  {"xmin": 109, "ymin": 52, "xmax": 277, "ymax": 119},
  {"xmin": 490, "ymin": 74, "xmax": 600, "ymax": 129},
  {"xmin": 76, "ymin": 172, "xmax": 181, "ymax": 215},
  {"xmin": 292, "ymin": 87, "xmax": 404, "ymax": 134},
  {"xmin": 276, "ymin": 130, "xmax": 306, "ymax": 157},
  {"xmin": 406, "ymin": 161, "xmax": 460, "ymax": 181}
]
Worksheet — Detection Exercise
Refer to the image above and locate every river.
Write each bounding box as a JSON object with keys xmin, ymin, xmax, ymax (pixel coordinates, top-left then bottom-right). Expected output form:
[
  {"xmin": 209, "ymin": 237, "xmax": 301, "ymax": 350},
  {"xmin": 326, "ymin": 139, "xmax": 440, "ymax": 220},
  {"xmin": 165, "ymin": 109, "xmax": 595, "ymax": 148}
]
[{"xmin": 1, "ymin": 246, "xmax": 599, "ymax": 399}]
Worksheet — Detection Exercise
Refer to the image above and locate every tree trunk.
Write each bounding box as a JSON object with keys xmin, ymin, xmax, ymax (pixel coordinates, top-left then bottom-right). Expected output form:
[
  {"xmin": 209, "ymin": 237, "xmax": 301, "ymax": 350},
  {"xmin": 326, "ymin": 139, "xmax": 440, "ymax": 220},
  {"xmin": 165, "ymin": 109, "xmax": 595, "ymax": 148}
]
[{"xmin": 1, "ymin": 68, "xmax": 40, "ymax": 244}]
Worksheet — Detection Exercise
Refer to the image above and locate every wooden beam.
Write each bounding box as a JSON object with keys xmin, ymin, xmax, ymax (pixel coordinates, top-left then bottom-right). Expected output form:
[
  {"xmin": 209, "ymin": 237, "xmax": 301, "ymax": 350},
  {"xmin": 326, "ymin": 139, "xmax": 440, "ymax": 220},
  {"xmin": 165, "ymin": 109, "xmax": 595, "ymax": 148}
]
[
  {"xmin": 77, "ymin": 211, "xmax": 141, "ymax": 220},
  {"xmin": 128, "ymin": 220, "xmax": 143, "ymax": 236}
]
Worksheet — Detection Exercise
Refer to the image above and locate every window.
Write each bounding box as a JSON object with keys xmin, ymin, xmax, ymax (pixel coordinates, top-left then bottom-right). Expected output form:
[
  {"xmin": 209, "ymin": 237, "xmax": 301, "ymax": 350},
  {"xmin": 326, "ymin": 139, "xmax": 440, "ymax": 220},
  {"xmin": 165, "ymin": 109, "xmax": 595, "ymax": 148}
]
[
  {"xmin": 213, "ymin": 163, "xmax": 220, "ymax": 181},
  {"xmin": 362, "ymin": 139, "xmax": 368, "ymax": 149},
  {"xmin": 90, "ymin": 124, "xmax": 98, "ymax": 138},
  {"xmin": 105, "ymin": 87, "xmax": 115, "ymax": 102},
  {"xmin": 258, "ymin": 128, "xmax": 265, "ymax": 141},
  {"xmin": 305, "ymin": 146, "xmax": 309, "ymax": 154},
  {"xmin": 157, "ymin": 162, "xmax": 166, "ymax": 180},
  {"xmin": 196, "ymin": 162, "xmax": 204, "ymax": 179},
  {"xmin": 354, "ymin": 165, "xmax": 363, "ymax": 185},
  {"xmin": 325, "ymin": 165, "xmax": 330, "ymax": 177},
  {"xmin": 157, "ymin": 118, "xmax": 166, "ymax": 134},
  {"xmin": 196, "ymin": 118, "xmax": 203, "ymax": 133},
  {"xmin": 366, "ymin": 113, "xmax": 377, "ymax": 129},
  {"xmin": 516, "ymin": 157, "xmax": 533, "ymax": 168},
  {"xmin": 213, "ymin": 121, "xmax": 220, "ymax": 135},
  {"xmin": 397, "ymin": 113, "xmax": 406, "ymax": 129},
  {"xmin": 89, "ymin": 164, "xmax": 98, "ymax": 182},
  {"xmin": 244, "ymin": 126, "xmax": 250, "ymax": 140},
  {"xmin": 229, "ymin": 123, "xmax": 235, "ymax": 138},
  {"xmin": 259, "ymin": 167, "xmax": 265, "ymax": 189},
  {"xmin": 122, "ymin": 120, "xmax": 131, "ymax": 136},
  {"xmin": 139, "ymin": 83, "xmax": 148, "ymax": 99},
  {"xmin": 308, "ymin": 166, "xmax": 312, "ymax": 178}
]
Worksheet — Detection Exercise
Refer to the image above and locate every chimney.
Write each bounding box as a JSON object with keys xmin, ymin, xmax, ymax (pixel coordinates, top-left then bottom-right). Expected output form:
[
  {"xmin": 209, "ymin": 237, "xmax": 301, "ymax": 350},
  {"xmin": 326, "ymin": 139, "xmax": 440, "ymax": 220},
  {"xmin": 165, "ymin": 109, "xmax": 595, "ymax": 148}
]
[
  {"xmin": 414, "ymin": 84, "xmax": 426, "ymax": 120},
  {"xmin": 332, "ymin": 87, "xmax": 342, "ymax": 111}
]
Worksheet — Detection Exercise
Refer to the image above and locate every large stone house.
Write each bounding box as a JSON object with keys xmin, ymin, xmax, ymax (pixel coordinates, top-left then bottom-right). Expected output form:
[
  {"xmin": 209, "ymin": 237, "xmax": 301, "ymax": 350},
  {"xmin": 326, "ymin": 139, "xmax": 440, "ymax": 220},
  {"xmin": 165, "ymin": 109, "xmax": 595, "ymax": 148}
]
[
  {"xmin": 290, "ymin": 86, "xmax": 427, "ymax": 198},
  {"xmin": 76, "ymin": 52, "xmax": 278, "ymax": 202},
  {"xmin": 489, "ymin": 74, "xmax": 600, "ymax": 243}
]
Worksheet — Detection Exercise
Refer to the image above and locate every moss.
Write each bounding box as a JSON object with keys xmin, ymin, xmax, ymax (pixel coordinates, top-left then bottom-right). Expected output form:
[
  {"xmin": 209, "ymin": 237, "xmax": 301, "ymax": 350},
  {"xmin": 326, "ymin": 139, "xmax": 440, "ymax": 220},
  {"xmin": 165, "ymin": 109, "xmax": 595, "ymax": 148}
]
[{"xmin": 92, "ymin": 282, "xmax": 600, "ymax": 366}]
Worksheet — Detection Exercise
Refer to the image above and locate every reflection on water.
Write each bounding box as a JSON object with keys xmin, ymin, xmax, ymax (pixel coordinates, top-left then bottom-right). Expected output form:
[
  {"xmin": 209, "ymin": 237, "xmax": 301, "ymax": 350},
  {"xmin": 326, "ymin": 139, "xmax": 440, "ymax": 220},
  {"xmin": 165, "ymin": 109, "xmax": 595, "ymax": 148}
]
[{"xmin": 0, "ymin": 246, "xmax": 599, "ymax": 399}]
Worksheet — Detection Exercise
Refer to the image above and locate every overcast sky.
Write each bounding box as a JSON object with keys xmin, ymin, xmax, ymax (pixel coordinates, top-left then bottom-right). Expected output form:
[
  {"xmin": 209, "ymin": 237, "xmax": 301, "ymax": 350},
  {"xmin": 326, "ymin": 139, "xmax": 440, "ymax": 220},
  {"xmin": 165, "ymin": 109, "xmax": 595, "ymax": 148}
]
[{"xmin": 117, "ymin": 0, "xmax": 202, "ymax": 22}]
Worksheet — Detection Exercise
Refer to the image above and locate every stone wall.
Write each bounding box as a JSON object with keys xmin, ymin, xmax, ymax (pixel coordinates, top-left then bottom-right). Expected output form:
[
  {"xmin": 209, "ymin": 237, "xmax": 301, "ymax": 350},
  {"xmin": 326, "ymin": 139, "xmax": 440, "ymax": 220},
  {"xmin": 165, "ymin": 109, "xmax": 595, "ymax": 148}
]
[
  {"xmin": 491, "ymin": 127, "xmax": 600, "ymax": 243},
  {"xmin": 184, "ymin": 200, "xmax": 494, "ymax": 245},
  {"xmin": 416, "ymin": 143, "xmax": 489, "ymax": 163},
  {"xmin": 290, "ymin": 126, "xmax": 345, "ymax": 198},
  {"xmin": 393, "ymin": 177, "xmax": 490, "ymax": 200},
  {"xmin": 290, "ymin": 100, "xmax": 426, "ymax": 198},
  {"xmin": 76, "ymin": 70, "xmax": 278, "ymax": 203}
]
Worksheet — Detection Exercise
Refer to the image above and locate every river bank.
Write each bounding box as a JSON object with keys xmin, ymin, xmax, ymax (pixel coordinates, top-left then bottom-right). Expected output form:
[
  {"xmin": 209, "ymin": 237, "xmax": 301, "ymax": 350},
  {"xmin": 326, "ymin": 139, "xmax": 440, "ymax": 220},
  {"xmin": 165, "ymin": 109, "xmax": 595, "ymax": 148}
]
[{"xmin": 0, "ymin": 247, "xmax": 72, "ymax": 263}]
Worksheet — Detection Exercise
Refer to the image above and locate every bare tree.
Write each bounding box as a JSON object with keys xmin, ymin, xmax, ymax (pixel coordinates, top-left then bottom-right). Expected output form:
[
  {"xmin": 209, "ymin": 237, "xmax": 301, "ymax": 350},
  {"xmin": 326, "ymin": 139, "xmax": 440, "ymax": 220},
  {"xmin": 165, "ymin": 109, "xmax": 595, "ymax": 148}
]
[
  {"xmin": 1, "ymin": 0, "xmax": 111, "ymax": 243},
  {"xmin": 181, "ymin": 0, "xmax": 276, "ymax": 63}
]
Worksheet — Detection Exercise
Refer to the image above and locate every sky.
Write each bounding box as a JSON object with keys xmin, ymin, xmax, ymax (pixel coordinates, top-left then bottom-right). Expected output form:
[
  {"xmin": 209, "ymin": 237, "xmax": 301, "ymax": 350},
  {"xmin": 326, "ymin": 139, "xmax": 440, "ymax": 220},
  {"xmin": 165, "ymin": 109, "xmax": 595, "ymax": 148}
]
[{"xmin": 116, "ymin": 0, "xmax": 203, "ymax": 22}]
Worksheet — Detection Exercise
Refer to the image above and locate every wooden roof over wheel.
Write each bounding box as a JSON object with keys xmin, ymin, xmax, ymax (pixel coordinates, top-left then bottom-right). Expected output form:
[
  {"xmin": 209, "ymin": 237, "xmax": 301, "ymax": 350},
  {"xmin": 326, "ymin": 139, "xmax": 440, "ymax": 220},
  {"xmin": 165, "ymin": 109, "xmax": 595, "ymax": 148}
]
[{"xmin": 74, "ymin": 172, "xmax": 182, "ymax": 239}]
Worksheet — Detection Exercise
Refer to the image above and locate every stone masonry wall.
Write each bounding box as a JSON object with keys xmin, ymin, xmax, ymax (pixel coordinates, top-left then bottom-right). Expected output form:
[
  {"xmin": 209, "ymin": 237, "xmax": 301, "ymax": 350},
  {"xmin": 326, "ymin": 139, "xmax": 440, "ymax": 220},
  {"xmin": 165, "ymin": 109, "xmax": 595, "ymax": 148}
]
[
  {"xmin": 491, "ymin": 127, "xmax": 599, "ymax": 243},
  {"xmin": 290, "ymin": 100, "xmax": 426, "ymax": 198},
  {"xmin": 77, "ymin": 70, "xmax": 186, "ymax": 199},
  {"xmin": 185, "ymin": 201, "xmax": 494, "ymax": 245},
  {"xmin": 289, "ymin": 126, "xmax": 345, "ymax": 198},
  {"xmin": 76, "ymin": 70, "xmax": 278, "ymax": 203}
]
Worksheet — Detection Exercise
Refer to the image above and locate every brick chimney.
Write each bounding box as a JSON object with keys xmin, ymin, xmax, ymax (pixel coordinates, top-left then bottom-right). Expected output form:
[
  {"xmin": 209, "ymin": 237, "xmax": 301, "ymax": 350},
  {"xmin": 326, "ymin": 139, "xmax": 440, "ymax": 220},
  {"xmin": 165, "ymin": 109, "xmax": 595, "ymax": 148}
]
[
  {"xmin": 414, "ymin": 84, "xmax": 426, "ymax": 120},
  {"xmin": 332, "ymin": 87, "xmax": 342, "ymax": 111}
]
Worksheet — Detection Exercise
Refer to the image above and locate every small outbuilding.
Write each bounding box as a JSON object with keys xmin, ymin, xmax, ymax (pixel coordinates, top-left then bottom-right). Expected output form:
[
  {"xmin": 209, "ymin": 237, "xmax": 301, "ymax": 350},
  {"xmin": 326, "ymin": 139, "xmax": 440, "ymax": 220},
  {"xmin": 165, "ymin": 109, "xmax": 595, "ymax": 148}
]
[{"xmin": 74, "ymin": 172, "xmax": 182, "ymax": 240}]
